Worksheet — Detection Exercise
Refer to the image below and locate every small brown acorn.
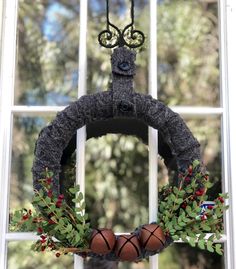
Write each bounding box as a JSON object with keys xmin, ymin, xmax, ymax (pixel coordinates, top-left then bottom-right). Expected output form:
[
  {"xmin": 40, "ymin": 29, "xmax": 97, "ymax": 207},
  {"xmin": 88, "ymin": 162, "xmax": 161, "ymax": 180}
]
[
  {"xmin": 115, "ymin": 234, "xmax": 141, "ymax": 261},
  {"xmin": 90, "ymin": 228, "xmax": 116, "ymax": 255},
  {"xmin": 139, "ymin": 224, "xmax": 166, "ymax": 251}
]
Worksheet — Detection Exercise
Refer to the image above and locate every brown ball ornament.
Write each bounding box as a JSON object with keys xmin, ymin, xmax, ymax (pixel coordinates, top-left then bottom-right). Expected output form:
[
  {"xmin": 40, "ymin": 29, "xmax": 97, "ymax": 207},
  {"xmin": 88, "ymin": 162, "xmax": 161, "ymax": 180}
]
[
  {"xmin": 90, "ymin": 228, "xmax": 116, "ymax": 255},
  {"xmin": 115, "ymin": 234, "xmax": 141, "ymax": 261},
  {"xmin": 139, "ymin": 224, "xmax": 166, "ymax": 251}
]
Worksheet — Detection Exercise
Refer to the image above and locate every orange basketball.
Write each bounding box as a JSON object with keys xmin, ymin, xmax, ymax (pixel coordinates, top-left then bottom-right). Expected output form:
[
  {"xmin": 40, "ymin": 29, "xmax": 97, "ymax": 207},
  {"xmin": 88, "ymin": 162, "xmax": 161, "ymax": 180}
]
[
  {"xmin": 139, "ymin": 224, "xmax": 166, "ymax": 251},
  {"xmin": 90, "ymin": 228, "xmax": 116, "ymax": 255},
  {"xmin": 115, "ymin": 234, "xmax": 141, "ymax": 261}
]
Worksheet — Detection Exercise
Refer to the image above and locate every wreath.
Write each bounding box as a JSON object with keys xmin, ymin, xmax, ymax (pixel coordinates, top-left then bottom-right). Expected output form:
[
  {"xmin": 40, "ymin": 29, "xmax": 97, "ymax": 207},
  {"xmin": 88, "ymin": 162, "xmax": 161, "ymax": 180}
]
[{"xmin": 11, "ymin": 47, "xmax": 228, "ymax": 262}]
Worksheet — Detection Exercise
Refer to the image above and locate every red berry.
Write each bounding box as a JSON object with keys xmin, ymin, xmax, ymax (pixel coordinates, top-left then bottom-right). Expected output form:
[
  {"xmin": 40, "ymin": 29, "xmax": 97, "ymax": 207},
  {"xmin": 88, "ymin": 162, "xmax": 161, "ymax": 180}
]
[
  {"xmin": 48, "ymin": 243, "xmax": 55, "ymax": 248},
  {"xmin": 188, "ymin": 166, "xmax": 193, "ymax": 175},
  {"xmin": 41, "ymin": 246, "xmax": 46, "ymax": 252},
  {"xmin": 37, "ymin": 227, "xmax": 43, "ymax": 234},
  {"xmin": 22, "ymin": 214, "xmax": 29, "ymax": 220},
  {"xmin": 181, "ymin": 202, "xmax": 187, "ymax": 209},
  {"xmin": 46, "ymin": 177, "xmax": 52, "ymax": 184},
  {"xmin": 184, "ymin": 177, "xmax": 191, "ymax": 182},
  {"xmin": 201, "ymin": 215, "xmax": 207, "ymax": 221},
  {"xmin": 48, "ymin": 219, "xmax": 56, "ymax": 224},
  {"xmin": 207, "ymin": 205, "xmax": 214, "ymax": 210},
  {"xmin": 41, "ymin": 239, "xmax": 46, "ymax": 244},
  {"xmin": 55, "ymin": 252, "xmax": 60, "ymax": 258},
  {"xmin": 56, "ymin": 201, "xmax": 62, "ymax": 208},
  {"xmin": 58, "ymin": 194, "xmax": 64, "ymax": 200},
  {"xmin": 196, "ymin": 188, "xmax": 205, "ymax": 196},
  {"xmin": 218, "ymin": 197, "xmax": 224, "ymax": 203},
  {"xmin": 47, "ymin": 190, "xmax": 53, "ymax": 198},
  {"xmin": 40, "ymin": 235, "xmax": 47, "ymax": 240}
]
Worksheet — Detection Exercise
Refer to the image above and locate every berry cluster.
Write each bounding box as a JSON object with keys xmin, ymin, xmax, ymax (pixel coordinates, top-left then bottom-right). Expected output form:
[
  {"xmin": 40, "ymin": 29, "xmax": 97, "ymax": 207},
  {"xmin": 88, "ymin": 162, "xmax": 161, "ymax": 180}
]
[{"xmin": 158, "ymin": 160, "xmax": 229, "ymax": 255}]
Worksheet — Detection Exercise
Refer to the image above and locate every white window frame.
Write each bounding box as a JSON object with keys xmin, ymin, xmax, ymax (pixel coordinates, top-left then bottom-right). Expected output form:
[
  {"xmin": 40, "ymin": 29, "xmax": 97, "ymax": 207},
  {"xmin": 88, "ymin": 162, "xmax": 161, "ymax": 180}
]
[{"xmin": 0, "ymin": 0, "xmax": 236, "ymax": 268}]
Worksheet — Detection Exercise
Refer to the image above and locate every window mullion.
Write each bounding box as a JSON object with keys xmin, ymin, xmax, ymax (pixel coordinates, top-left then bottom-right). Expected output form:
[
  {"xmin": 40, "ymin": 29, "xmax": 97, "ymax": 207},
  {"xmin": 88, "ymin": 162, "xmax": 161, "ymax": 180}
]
[
  {"xmin": 0, "ymin": 1, "xmax": 19, "ymax": 269},
  {"xmin": 219, "ymin": 0, "xmax": 236, "ymax": 268},
  {"xmin": 148, "ymin": 0, "xmax": 158, "ymax": 268},
  {"xmin": 75, "ymin": 1, "xmax": 88, "ymax": 269}
]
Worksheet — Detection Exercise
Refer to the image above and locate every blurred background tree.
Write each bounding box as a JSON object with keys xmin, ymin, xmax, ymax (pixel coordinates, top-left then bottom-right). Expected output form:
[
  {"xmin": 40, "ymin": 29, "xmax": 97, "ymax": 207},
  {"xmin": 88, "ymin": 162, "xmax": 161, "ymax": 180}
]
[{"xmin": 9, "ymin": 0, "xmax": 223, "ymax": 268}]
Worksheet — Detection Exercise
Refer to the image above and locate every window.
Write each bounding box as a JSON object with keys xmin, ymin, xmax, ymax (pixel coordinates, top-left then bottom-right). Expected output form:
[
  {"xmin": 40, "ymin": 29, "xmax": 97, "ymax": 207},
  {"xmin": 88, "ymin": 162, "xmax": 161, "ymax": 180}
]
[{"xmin": 0, "ymin": 0, "xmax": 236, "ymax": 269}]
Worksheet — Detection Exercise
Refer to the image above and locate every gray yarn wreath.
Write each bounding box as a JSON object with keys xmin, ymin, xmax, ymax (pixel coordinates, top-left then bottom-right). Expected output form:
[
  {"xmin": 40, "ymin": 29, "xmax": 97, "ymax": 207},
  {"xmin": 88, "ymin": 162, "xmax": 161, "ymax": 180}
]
[
  {"xmin": 32, "ymin": 47, "xmax": 200, "ymax": 193},
  {"xmin": 32, "ymin": 47, "xmax": 201, "ymax": 261}
]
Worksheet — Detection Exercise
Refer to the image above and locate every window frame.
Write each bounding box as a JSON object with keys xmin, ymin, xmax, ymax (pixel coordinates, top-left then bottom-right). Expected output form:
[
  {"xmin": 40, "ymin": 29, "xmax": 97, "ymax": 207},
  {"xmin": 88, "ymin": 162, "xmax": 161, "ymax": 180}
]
[{"xmin": 0, "ymin": 0, "xmax": 235, "ymax": 268}]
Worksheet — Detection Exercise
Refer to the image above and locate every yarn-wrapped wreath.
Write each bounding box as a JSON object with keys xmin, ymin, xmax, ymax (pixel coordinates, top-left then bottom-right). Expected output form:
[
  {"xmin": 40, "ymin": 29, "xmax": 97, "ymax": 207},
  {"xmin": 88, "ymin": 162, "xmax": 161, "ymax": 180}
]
[{"xmin": 31, "ymin": 47, "xmax": 204, "ymax": 261}]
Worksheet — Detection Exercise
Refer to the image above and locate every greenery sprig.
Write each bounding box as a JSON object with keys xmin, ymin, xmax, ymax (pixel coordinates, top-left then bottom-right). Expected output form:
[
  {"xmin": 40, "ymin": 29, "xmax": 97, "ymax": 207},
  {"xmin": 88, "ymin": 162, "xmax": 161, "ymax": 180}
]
[
  {"xmin": 10, "ymin": 160, "xmax": 229, "ymax": 258},
  {"xmin": 158, "ymin": 160, "xmax": 229, "ymax": 255},
  {"xmin": 10, "ymin": 169, "xmax": 91, "ymax": 257}
]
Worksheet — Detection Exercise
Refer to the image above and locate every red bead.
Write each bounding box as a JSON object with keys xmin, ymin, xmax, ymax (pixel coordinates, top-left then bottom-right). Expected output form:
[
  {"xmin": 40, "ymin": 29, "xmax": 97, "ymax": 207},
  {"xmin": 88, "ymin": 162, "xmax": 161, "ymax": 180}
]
[
  {"xmin": 115, "ymin": 234, "xmax": 141, "ymax": 261},
  {"xmin": 139, "ymin": 224, "xmax": 166, "ymax": 252},
  {"xmin": 55, "ymin": 252, "xmax": 60, "ymax": 257},
  {"xmin": 90, "ymin": 228, "xmax": 116, "ymax": 255}
]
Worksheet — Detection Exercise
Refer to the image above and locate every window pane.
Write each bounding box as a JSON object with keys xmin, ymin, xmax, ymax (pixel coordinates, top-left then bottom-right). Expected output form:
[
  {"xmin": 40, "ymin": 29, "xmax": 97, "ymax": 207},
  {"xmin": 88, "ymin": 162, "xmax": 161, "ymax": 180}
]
[
  {"xmin": 85, "ymin": 135, "xmax": 149, "ymax": 232},
  {"xmin": 157, "ymin": 0, "xmax": 219, "ymax": 106},
  {"xmin": 158, "ymin": 116, "xmax": 222, "ymax": 192},
  {"xmin": 84, "ymin": 258, "xmax": 149, "ymax": 269},
  {"xmin": 15, "ymin": 0, "xmax": 79, "ymax": 105},
  {"xmin": 87, "ymin": 1, "xmax": 149, "ymax": 94},
  {"xmin": 159, "ymin": 243, "xmax": 225, "ymax": 269},
  {"xmin": 10, "ymin": 115, "xmax": 53, "ymax": 212},
  {"xmin": 8, "ymin": 241, "xmax": 73, "ymax": 269}
]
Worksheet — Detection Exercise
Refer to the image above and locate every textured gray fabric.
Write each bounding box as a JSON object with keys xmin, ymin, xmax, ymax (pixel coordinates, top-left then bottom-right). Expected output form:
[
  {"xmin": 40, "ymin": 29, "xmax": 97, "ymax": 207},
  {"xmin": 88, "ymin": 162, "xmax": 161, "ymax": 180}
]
[{"xmin": 32, "ymin": 46, "xmax": 200, "ymax": 194}]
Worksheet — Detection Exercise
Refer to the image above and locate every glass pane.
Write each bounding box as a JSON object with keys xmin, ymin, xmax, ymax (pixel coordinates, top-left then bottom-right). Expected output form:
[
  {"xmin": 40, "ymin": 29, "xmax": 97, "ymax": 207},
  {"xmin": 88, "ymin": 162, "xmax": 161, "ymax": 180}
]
[
  {"xmin": 84, "ymin": 258, "xmax": 149, "ymax": 269},
  {"xmin": 158, "ymin": 116, "xmax": 222, "ymax": 194},
  {"xmin": 85, "ymin": 135, "xmax": 149, "ymax": 232},
  {"xmin": 8, "ymin": 241, "xmax": 73, "ymax": 269},
  {"xmin": 15, "ymin": 0, "xmax": 79, "ymax": 105},
  {"xmin": 159, "ymin": 243, "xmax": 225, "ymax": 269},
  {"xmin": 157, "ymin": 0, "xmax": 219, "ymax": 106},
  {"xmin": 117, "ymin": 261, "xmax": 149, "ymax": 269},
  {"xmin": 10, "ymin": 115, "xmax": 53, "ymax": 211},
  {"xmin": 87, "ymin": 1, "xmax": 149, "ymax": 94}
]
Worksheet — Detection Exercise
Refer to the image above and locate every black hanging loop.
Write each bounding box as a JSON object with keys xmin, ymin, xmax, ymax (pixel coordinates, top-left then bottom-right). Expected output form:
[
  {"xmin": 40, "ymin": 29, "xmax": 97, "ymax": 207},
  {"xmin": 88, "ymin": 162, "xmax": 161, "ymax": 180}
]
[{"xmin": 98, "ymin": 0, "xmax": 145, "ymax": 49}]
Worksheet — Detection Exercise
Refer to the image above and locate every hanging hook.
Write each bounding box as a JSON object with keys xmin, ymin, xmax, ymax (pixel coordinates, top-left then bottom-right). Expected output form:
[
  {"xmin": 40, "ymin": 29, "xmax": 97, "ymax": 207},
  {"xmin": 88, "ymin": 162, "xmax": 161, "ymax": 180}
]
[{"xmin": 98, "ymin": 0, "xmax": 145, "ymax": 49}]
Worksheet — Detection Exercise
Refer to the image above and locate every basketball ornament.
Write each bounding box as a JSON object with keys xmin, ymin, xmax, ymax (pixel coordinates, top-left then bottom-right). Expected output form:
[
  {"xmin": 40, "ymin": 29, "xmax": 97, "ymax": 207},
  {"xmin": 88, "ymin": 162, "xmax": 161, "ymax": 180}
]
[
  {"xmin": 10, "ymin": 0, "xmax": 228, "ymax": 263},
  {"xmin": 90, "ymin": 229, "xmax": 116, "ymax": 255}
]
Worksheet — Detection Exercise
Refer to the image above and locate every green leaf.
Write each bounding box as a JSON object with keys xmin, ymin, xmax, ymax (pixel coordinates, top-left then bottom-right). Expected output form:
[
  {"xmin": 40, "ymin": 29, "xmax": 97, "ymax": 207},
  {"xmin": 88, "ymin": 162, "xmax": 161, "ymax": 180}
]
[
  {"xmin": 215, "ymin": 244, "xmax": 223, "ymax": 255},
  {"xmin": 169, "ymin": 229, "xmax": 176, "ymax": 234},
  {"xmin": 189, "ymin": 237, "xmax": 196, "ymax": 247},
  {"xmin": 186, "ymin": 188, "xmax": 193, "ymax": 194},
  {"xmin": 77, "ymin": 192, "xmax": 84, "ymax": 202},
  {"xmin": 45, "ymin": 197, "xmax": 51, "ymax": 204},
  {"xmin": 69, "ymin": 185, "xmax": 80, "ymax": 194},
  {"xmin": 177, "ymin": 198, "xmax": 184, "ymax": 204},
  {"xmin": 193, "ymin": 160, "xmax": 200, "ymax": 169},
  {"xmin": 170, "ymin": 193, "xmax": 176, "ymax": 202},
  {"xmin": 67, "ymin": 224, "xmax": 73, "ymax": 232},
  {"xmin": 38, "ymin": 201, "xmax": 46, "ymax": 207},
  {"xmin": 201, "ymin": 223, "xmax": 211, "ymax": 231},
  {"xmin": 207, "ymin": 241, "xmax": 214, "ymax": 252},
  {"xmin": 198, "ymin": 239, "xmax": 205, "ymax": 250},
  {"xmin": 32, "ymin": 195, "xmax": 41, "ymax": 202},
  {"xmin": 173, "ymin": 187, "xmax": 179, "ymax": 195},
  {"xmin": 171, "ymin": 235, "xmax": 179, "ymax": 241}
]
